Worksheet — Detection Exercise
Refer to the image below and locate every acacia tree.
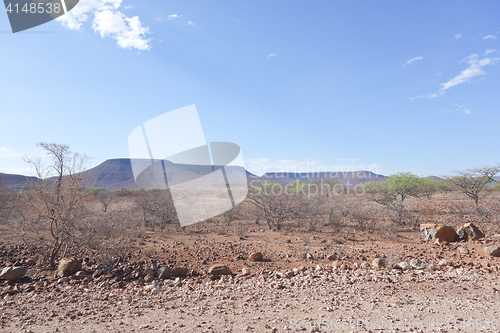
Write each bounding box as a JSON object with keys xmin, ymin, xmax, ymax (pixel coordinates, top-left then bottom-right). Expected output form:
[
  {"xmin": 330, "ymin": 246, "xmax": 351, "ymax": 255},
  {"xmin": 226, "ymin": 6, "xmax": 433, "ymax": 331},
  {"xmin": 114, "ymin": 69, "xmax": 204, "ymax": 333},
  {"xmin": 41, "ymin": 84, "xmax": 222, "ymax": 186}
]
[
  {"xmin": 363, "ymin": 172, "xmax": 423, "ymax": 226},
  {"xmin": 445, "ymin": 165, "xmax": 500, "ymax": 207},
  {"xmin": 18, "ymin": 143, "xmax": 90, "ymax": 270},
  {"xmin": 89, "ymin": 187, "xmax": 115, "ymax": 212}
]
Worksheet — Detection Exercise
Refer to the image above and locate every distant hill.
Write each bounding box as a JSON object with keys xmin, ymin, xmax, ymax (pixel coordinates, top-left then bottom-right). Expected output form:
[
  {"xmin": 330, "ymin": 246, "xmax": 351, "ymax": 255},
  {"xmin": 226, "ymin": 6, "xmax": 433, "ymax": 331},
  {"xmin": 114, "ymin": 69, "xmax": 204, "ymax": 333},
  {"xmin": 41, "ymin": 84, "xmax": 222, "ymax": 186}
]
[{"xmin": 0, "ymin": 173, "xmax": 37, "ymax": 192}]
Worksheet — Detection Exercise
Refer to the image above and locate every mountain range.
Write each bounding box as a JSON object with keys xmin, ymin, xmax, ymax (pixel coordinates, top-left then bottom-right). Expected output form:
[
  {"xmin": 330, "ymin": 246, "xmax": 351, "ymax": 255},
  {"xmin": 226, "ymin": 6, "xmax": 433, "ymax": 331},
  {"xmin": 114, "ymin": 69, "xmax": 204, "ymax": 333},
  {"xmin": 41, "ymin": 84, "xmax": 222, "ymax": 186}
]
[{"xmin": 7, "ymin": 158, "xmax": 493, "ymax": 192}]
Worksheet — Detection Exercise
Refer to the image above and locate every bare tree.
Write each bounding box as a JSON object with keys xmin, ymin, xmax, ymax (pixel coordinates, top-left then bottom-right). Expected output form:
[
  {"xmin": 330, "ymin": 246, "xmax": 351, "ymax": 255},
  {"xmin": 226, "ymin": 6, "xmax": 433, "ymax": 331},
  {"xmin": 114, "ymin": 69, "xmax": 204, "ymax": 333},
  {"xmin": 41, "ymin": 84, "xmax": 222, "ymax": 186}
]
[
  {"xmin": 17, "ymin": 143, "xmax": 91, "ymax": 270},
  {"xmin": 248, "ymin": 181, "xmax": 312, "ymax": 231},
  {"xmin": 446, "ymin": 165, "xmax": 500, "ymax": 207},
  {"xmin": 135, "ymin": 189, "xmax": 178, "ymax": 231}
]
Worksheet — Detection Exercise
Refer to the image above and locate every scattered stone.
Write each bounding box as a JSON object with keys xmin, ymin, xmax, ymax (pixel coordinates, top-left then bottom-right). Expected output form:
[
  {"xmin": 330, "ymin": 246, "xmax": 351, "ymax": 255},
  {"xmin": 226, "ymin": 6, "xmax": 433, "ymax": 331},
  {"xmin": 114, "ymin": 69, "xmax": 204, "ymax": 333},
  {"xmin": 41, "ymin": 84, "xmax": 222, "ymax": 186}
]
[
  {"xmin": 0, "ymin": 266, "xmax": 27, "ymax": 281},
  {"xmin": 241, "ymin": 267, "xmax": 251, "ymax": 275},
  {"xmin": 360, "ymin": 262, "xmax": 370, "ymax": 269},
  {"xmin": 57, "ymin": 277, "xmax": 69, "ymax": 284},
  {"xmin": 57, "ymin": 258, "xmax": 82, "ymax": 276},
  {"xmin": 326, "ymin": 254, "xmax": 337, "ymax": 261},
  {"xmin": 410, "ymin": 258, "xmax": 426, "ymax": 270},
  {"xmin": 248, "ymin": 252, "xmax": 263, "ymax": 262},
  {"xmin": 332, "ymin": 261, "xmax": 342, "ymax": 269},
  {"xmin": 306, "ymin": 253, "xmax": 314, "ymax": 260},
  {"xmin": 484, "ymin": 246, "xmax": 500, "ymax": 257},
  {"xmin": 157, "ymin": 267, "xmax": 172, "ymax": 279},
  {"xmin": 398, "ymin": 262, "xmax": 410, "ymax": 270},
  {"xmin": 208, "ymin": 264, "xmax": 231, "ymax": 276},
  {"xmin": 458, "ymin": 247, "xmax": 470, "ymax": 254},
  {"xmin": 457, "ymin": 223, "xmax": 485, "ymax": 241},
  {"xmin": 372, "ymin": 258, "xmax": 385, "ymax": 269},
  {"xmin": 438, "ymin": 259, "xmax": 453, "ymax": 267},
  {"xmin": 235, "ymin": 254, "xmax": 245, "ymax": 260}
]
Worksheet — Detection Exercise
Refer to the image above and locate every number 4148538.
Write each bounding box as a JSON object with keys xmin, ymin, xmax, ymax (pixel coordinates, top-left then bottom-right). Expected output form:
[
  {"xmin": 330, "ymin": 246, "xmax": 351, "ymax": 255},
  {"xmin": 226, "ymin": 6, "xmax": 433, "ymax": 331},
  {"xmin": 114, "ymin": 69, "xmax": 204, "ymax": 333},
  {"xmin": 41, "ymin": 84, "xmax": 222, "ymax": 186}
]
[{"xmin": 5, "ymin": 2, "xmax": 62, "ymax": 14}]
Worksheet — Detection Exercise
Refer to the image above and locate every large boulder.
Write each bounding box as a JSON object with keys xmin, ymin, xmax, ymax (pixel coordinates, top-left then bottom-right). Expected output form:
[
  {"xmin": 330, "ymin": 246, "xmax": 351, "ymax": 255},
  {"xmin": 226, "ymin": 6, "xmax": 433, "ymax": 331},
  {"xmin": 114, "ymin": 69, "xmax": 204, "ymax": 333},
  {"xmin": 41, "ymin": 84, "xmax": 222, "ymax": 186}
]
[
  {"xmin": 0, "ymin": 266, "xmax": 27, "ymax": 281},
  {"xmin": 57, "ymin": 258, "xmax": 82, "ymax": 276},
  {"xmin": 420, "ymin": 224, "xmax": 457, "ymax": 242},
  {"xmin": 208, "ymin": 264, "xmax": 231, "ymax": 276},
  {"xmin": 484, "ymin": 246, "xmax": 500, "ymax": 257},
  {"xmin": 457, "ymin": 223, "xmax": 485, "ymax": 241}
]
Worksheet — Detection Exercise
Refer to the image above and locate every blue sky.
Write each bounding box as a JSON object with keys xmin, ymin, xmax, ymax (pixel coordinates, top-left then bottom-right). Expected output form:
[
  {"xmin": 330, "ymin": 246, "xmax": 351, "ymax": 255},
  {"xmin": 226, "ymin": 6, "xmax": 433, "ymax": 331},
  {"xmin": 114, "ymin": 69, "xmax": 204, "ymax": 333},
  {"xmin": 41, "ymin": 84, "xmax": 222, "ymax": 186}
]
[{"xmin": 1, "ymin": 1, "xmax": 499, "ymax": 177}]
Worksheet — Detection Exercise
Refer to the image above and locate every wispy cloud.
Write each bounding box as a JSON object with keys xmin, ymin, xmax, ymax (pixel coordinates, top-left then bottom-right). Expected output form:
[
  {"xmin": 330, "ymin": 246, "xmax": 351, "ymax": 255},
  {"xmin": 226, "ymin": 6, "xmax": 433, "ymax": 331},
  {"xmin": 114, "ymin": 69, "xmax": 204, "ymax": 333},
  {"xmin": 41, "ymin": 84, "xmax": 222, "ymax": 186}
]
[
  {"xmin": 0, "ymin": 147, "xmax": 23, "ymax": 158},
  {"xmin": 440, "ymin": 54, "xmax": 500, "ymax": 91},
  {"xmin": 454, "ymin": 33, "xmax": 462, "ymax": 39},
  {"xmin": 187, "ymin": 21, "xmax": 197, "ymax": 27},
  {"xmin": 123, "ymin": 5, "xmax": 132, "ymax": 9},
  {"xmin": 267, "ymin": 53, "xmax": 276, "ymax": 59},
  {"xmin": 57, "ymin": 0, "xmax": 151, "ymax": 50},
  {"xmin": 483, "ymin": 34, "xmax": 497, "ymax": 40},
  {"xmin": 168, "ymin": 14, "xmax": 182, "ymax": 19},
  {"xmin": 485, "ymin": 49, "xmax": 497, "ymax": 55},
  {"xmin": 405, "ymin": 56, "xmax": 423, "ymax": 65},
  {"xmin": 441, "ymin": 104, "xmax": 472, "ymax": 114}
]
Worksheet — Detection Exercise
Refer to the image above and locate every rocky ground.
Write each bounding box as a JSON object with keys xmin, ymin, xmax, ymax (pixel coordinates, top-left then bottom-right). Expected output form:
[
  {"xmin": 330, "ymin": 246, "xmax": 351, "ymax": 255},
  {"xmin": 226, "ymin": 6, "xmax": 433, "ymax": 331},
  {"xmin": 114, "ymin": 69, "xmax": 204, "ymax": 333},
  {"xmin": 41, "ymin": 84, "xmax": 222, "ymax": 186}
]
[{"xmin": 1, "ymin": 229, "xmax": 500, "ymax": 332}]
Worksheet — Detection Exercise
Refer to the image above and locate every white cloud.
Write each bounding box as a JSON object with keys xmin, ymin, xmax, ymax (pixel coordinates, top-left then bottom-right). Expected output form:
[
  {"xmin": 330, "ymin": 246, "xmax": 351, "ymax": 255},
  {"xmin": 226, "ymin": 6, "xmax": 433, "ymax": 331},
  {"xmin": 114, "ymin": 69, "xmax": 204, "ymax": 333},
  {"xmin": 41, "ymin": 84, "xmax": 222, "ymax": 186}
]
[
  {"xmin": 187, "ymin": 21, "xmax": 197, "ymax": 27},
  {"xmin": 168, "ymin": 14, "xmax": 182, "ymax": 19},
  {"xmin": 485, "ymin": 49, "xmax": 497, "ymax": 55},
  {"xmin": 267, "ymin": 53, "xmax": 276, "ymax": 59},
  {"xmin": 440, "ymin": 54, "xmax": 500, "ymax": 91},
  {"xmin": 123, "ymin": 5, "xmax": 132, "ymax": 9},
  {"xmin": 483, "ymin": 35, "xmax": 497, "ymax": 40},
  {"xmin": 57, "ymin": 0, "xmax": 151, "ymax": 50},
  {"xmin": 454, "ymin": 33, "xmax": 462, "ymax": 39},
  {"xmin": 441, "ymin": 104, "xmax": 472, "ymax": 114},
  {"xmin": 0, "ymin": 147, "xmax": 23, "ymax": 158},
  {"xmin": 405, "ymin": 56, "xmax": 423, "ymax": 65}
]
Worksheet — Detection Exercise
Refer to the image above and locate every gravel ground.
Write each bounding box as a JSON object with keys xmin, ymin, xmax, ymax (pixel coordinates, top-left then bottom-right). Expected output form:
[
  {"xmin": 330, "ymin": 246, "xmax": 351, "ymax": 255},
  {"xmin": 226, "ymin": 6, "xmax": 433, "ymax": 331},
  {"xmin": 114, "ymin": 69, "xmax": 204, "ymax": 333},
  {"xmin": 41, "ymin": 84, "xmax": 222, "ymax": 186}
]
[{"xmin": 2, "ymin": 265, "xmax": 499, "ymax": 333}]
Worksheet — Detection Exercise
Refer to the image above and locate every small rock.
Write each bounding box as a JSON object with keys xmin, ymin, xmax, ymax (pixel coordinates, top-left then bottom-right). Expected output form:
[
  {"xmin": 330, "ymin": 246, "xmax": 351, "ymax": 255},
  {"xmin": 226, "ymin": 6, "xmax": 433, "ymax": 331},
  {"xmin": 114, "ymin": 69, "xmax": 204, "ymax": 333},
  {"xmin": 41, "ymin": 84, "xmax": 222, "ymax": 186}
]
[
  {"xmin": 360, "ymin": 262, "xmax": 370, "ymax": 269},
  {"xmin": 326, "ymin": 254, "xmax": 337, "ymax": 261},
  {"xmin": 410, "ymin": 258, "xmax": 426, "ymax": 270},
  {"xmin": 57, "ymin": 277, "xmax": 69, "ymax": 284},
  {"xmin": 0, "ymin": 266, "xmax": 27, "ymax": 281},
  {"xmin": 241, "ymin": 267, "xmax": 250, "ymax": 275},
  {"xmin": 484, "ymin": 246, "xmax": 500, "ymax": 257},
  {"xmin": 58, "ymin": 258, "xmax": 82, "ymax": 276},
  {"xmin": 306, "ymin": 253, "xmax": 314, "ymax": 260},
  {"xmin": 208, "ymin": 264, "xmax": 231, "ymax": 276},
  {"xmin": 398, "ymin": 262, "xmax": 410, "ymax": 270},
  {"xmin": 372, "ymin": 258, "xmax": 385, "ymax": 269},
  {"xmin": 438, "ymin": 259, "xmax": 453, "ymax": 267},
  {"xmin": 332, "ymin": 261, "xmax": 342, "ymax": 269},
  {"xmin": 171, "ymin": 267, "xmax": 188, "ymax": 277},
  {"xmin": 156, "ymin": 267, "xmax": 171, "ymax": 279},
  {"xmin": 248, "ymin": 252, "xmax": 263, "ymax": 262},
  {"xmin": 458, "ymin": 247, "xmax": 470, "ymax": 254}
]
